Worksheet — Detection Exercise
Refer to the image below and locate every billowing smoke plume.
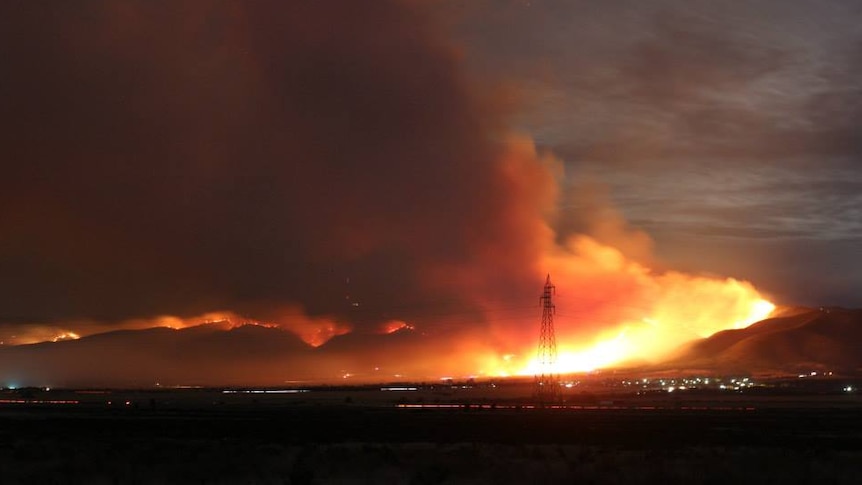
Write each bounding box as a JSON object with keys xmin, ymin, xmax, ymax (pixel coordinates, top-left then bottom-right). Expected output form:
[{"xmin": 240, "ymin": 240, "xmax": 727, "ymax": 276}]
[
  {"xmin": 0, "ymin": 1, "xmax": 544, "ymax": 329},
  {"xmin": 0, "ymin": 1, "xmax": 774, "ymax": 385}
]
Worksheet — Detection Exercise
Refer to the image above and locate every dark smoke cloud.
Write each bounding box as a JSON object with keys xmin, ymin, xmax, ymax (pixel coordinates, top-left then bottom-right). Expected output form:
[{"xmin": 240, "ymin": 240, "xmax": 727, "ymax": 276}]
[{"xmin": 0, "ymin": 1, "xmax": 549, "ymax": 332}]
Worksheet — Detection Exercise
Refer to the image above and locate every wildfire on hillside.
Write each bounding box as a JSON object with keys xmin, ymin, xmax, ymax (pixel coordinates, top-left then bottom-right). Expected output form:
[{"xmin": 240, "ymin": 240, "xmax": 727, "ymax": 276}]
[{"xmin": 469, "ymin": 236, "xmax": 775, "ymax": 378}]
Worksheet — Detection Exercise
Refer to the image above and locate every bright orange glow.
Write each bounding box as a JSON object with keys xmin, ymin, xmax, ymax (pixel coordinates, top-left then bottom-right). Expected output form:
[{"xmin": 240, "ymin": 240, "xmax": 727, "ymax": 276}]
[
  {"xmin": 520, "ymin": 330, "xmax": 634, "ymax": 375},
  {"xmin": 271, "ymin": 305, "xmax": 352, "ymax": 347},
  {"xmin": 5, "ymin": 309, "xmax": 346, "ymax": 347},
  {"xmin": 51, "ymin": 331, "xmax": 81, "ymax": 342},
  {"xmin": 478, "ymin": 236, "xmax": 775, "ymax": 377},
  {"xmin": 379, "ymin": 320, "xmax": 415, "ymax": 334},
  {"xmin": 297, "ymin": 321, "xmax": 351, "ymax": 347},
  {"xmin": 114, "ymin": 312, "xmax": 238, "ymax": 331}
]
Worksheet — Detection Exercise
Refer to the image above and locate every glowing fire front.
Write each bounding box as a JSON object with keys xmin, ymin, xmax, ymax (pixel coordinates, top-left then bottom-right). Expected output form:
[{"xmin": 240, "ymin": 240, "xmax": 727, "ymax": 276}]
[
  {"xmin": 3, "ymin": 236, "xmax": 775, "ymax": 383},
  {"xmin": 51, "ymin": 332, "xmax": 81, "ymax": 342},
  {"xmin": 481, "ymin": 237, "xmax": 775, "ymax": 377},
  {"xmin": 379, "ymin": 320, "xmax": 415, "ymax": 334},
  {"xmin": 485, "ymin": 294, "xmax": 774, "ymax": 377}
]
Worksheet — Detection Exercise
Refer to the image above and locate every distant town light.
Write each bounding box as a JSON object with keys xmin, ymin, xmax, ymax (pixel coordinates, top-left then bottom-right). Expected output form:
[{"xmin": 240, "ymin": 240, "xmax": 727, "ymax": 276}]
[{"xmin": 222, "ymin": 389, "xmax": 309, "ymax": 394}]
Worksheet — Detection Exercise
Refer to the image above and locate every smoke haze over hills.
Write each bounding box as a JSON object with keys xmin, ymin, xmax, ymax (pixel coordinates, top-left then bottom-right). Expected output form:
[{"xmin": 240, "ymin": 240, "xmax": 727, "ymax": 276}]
[
  {"xmin": 1, "ymin": 2, "xmax": 860, "ymax": 385},
  {"xmin": 2, "ymin": 307, "xmax": 860, "ymax": 388}
]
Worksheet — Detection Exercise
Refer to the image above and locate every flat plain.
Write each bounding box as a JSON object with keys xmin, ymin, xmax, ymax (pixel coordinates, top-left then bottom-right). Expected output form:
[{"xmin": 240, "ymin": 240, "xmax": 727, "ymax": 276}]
[{"xmin": 1, "ymin": 380, "xmax": 860, "ymax": 484}]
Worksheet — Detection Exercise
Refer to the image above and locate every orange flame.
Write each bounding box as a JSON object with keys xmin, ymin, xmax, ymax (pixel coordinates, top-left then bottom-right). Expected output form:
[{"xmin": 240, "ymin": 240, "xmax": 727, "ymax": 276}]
[
  {"xmin": 479, "ymin": 236, "xmax": 775, "ymax": 377},
  {"xmin": 379, "ymin": 320, "xmax": 415, "ymax": 334},
  {"xmin": 51, "ymin": 331, "xmax": 81, "ymax": 343}
]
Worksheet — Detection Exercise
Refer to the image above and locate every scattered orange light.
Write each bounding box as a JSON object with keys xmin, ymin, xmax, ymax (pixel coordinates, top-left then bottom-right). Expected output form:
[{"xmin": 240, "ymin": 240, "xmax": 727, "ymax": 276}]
[{"xmin": 379, "ymin": 320, "xmax": 415, "ymax": 334}]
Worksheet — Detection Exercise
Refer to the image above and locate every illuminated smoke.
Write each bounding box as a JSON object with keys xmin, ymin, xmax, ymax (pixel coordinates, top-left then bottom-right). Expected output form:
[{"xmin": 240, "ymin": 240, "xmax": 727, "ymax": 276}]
[
  {"xmin": 473, "ymin": 232, "xmax": 775, "ymax": 377},
  {"xmin": 270, "ymin": 305, "xmax": 351, "ymax": 347},
  {"xmin": 0, "ymin": 2, "xmax": 782, "ymax": 385}
]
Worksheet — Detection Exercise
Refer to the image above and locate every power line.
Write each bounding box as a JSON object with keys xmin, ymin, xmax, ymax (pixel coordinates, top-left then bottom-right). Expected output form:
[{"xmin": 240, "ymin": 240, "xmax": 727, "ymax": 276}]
[{"xmin": 534, "ymin": 274, "xmax": 561, "ymax": 404}]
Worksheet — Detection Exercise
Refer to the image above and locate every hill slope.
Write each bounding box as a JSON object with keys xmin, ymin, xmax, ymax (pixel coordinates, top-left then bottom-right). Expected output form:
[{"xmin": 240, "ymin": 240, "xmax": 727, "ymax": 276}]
[
  {"xmin": 0, "ymin": 323, "xmax": 316, "ymax": 387},
  {"xmin": 664, "ymin": 307, "xmax": 862, "ymax": 374}
]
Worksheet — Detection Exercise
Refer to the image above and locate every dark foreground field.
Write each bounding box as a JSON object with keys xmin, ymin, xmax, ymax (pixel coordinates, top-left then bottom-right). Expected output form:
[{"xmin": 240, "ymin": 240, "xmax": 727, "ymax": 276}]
[{"xmin": 2, "ymin": 395, "xmax": 861, "ymax": 484}]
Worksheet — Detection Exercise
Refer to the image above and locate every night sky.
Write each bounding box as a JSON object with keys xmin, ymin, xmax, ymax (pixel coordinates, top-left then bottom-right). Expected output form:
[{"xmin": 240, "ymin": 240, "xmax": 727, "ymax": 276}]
[
  {"xmin": 445, "ymin": 0, "xmax": 862, "ymax": 306},
  {"xmin": 1, "ymin": 1, "xmax": 860, "ymax": 363}
]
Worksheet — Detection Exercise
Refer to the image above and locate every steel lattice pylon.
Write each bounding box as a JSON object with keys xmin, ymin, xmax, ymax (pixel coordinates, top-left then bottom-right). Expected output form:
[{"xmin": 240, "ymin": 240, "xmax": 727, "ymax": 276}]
[{"xmin": 534, "ymin": 274, "xmax": 561, "ymax": 404}]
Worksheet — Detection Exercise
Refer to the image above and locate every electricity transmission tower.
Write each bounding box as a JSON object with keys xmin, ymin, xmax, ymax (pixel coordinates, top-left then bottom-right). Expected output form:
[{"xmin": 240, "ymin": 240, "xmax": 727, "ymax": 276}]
[{"xmin": 534, "ymin": 274, "xmax": 561, "ymax": 404}]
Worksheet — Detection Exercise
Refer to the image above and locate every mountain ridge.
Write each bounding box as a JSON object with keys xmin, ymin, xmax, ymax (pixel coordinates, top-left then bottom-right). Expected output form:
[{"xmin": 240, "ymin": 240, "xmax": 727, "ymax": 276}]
[{"xmin": 662, "ymin": 307, "xmax": 862, "ymax": 374}]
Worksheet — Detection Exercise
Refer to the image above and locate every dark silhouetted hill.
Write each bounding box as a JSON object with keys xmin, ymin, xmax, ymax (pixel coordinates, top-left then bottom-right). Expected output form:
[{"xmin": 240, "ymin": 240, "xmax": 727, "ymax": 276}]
[
  {"xmin": 663, "ymin": 307, "xmax": 862, "ymax": 375},
  {"xmin": 0, "ymin": 322, "xmax": 458, "ymax": 387},
  {"xmin": 0, "ymin": 323, "xmax": 318, "ymax": 388}
]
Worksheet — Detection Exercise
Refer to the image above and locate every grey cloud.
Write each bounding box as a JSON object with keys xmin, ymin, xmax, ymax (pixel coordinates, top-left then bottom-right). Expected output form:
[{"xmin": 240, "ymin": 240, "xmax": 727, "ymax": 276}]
[{"xmin": 446, "ymin": 1, "xmax": 862, "ymax": 305}]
